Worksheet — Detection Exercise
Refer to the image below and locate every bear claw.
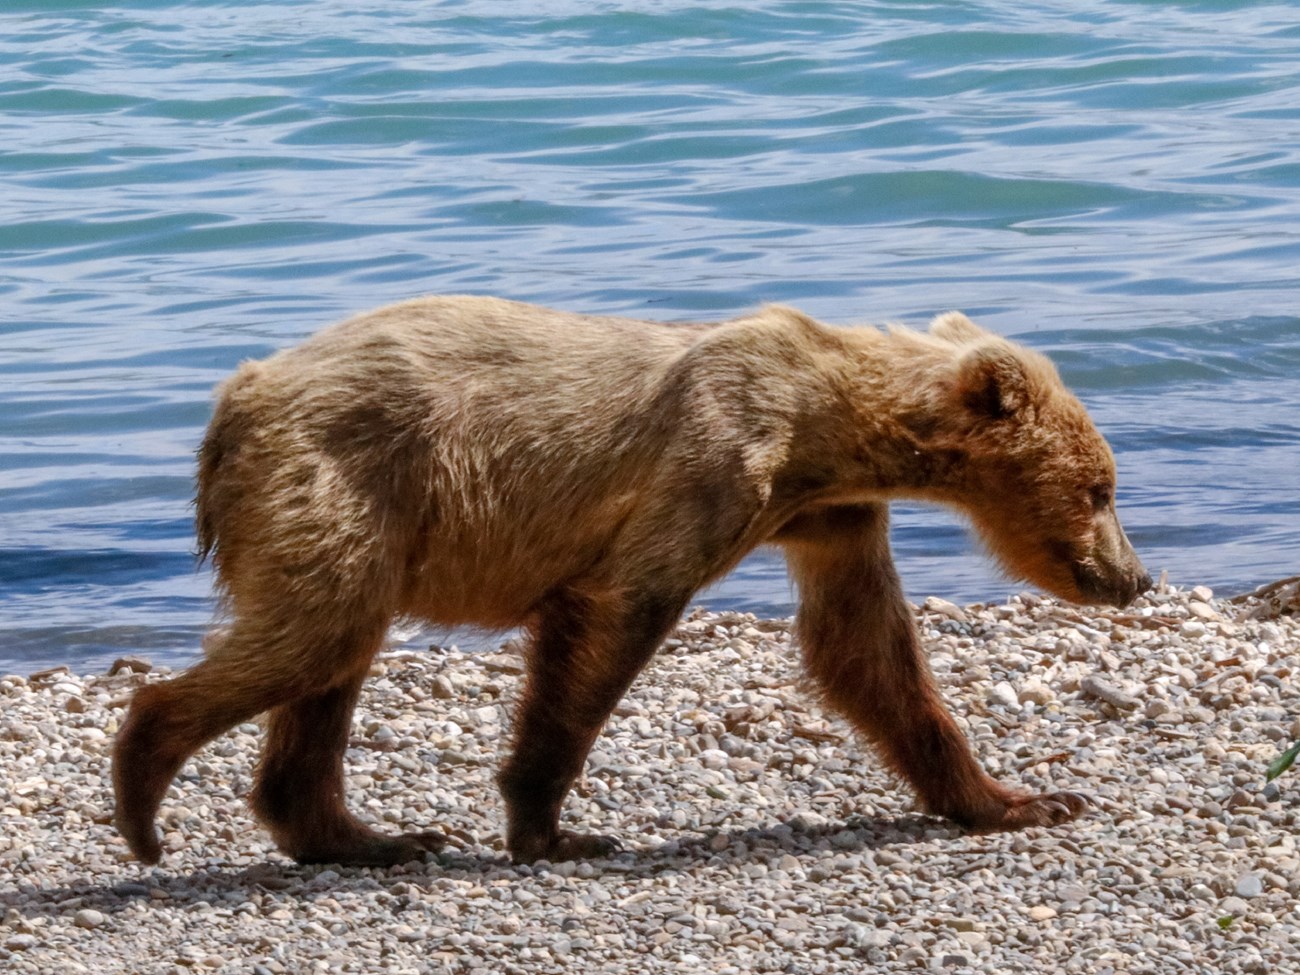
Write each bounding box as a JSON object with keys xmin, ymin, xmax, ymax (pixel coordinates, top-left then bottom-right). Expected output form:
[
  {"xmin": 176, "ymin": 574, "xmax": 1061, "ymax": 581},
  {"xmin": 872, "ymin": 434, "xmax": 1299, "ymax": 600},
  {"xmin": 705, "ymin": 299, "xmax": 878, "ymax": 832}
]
[
  {"xmin": 956, "ymin": 790, "xmax": 1090, "ymax": 833},
  {"xmin": 996, "ymin": 790, "xmax": 1090, "ymax": 830},
  {"xmin": 510, "ymin": 830, "xmax": 622, "ymax": 863},
  {"xmin": 548, "ymin": 830, "xmax": 622, "ymax": 861},
  {"xmin": 289, "ymin": 828, "xmax": 446, "ymax": 867}
]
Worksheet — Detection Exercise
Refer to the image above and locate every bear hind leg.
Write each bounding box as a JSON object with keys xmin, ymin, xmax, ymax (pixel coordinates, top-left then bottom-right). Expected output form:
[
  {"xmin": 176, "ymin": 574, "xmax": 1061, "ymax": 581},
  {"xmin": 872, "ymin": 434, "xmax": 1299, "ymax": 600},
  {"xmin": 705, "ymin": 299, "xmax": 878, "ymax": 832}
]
[
  {"xmin": 249, "ymin": 668, "xmax": 444, "ymax": 866},
  {"xmin": 113, "ymin": 652, "xmax": 296, "ymax": 864},
  {"xmin": 498, "ymin": 586, "xmax": 690, "ymax": 863},
  {"xmin": 113, "ymin": 611, "xmax": 390, "ymax": 864}
]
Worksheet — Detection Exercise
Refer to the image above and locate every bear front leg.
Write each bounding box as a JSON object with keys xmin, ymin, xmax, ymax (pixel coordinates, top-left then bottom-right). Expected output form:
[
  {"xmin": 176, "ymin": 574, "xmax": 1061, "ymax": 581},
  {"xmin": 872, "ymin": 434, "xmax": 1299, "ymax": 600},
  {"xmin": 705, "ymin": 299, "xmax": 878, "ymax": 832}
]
[
  {"xmin": 498, "ymin": 586, "xmax": 691, "ymax": 862},
  {"xmin": 781, "ymin": 504, "xmax": 1087, "ymax": 832}
]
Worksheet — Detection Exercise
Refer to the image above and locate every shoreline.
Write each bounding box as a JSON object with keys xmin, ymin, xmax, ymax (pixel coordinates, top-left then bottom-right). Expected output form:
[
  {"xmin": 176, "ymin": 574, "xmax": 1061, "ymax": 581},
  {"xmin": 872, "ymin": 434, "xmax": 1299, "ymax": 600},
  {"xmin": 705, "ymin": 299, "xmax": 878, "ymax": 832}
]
[{"xmin": 1, "ymin": 581, "xmax": 1297, "ymax": 974}]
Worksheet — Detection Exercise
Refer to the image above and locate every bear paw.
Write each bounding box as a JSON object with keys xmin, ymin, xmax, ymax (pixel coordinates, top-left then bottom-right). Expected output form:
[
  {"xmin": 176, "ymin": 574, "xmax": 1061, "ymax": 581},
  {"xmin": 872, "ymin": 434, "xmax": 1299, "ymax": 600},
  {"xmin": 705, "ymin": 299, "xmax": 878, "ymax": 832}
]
[
  {"xmin": 510, "ymin": 829, "xmax": 623, "ymax": 863},
  {"xmin": 289, "ymin": 828, "xmax": 445, "ymax": 867},
  {"xmin": 117, "ymin": 815, "xmax": 164, "ymax": 865},
  {"xmin": 962, "ymin": 790, "xmax": 1090, "ymax": 832}
]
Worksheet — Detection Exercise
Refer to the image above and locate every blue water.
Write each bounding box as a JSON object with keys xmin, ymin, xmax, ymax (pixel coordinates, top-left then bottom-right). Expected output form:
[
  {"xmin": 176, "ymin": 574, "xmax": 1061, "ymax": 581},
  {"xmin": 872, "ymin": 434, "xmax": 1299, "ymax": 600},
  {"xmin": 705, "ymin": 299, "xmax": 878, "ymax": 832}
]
[{"xmin": 4, "ymin": 1, "xmax": 1300, "ymax": 672}]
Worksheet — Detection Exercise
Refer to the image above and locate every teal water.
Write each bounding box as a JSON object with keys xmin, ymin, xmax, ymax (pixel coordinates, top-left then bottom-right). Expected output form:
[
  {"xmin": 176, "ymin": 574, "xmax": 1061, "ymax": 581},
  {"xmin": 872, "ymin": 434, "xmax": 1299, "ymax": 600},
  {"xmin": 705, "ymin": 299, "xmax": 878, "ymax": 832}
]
[{"xmin": 3, "ymin": 1, "xmax": 1300, "ymax": 671}]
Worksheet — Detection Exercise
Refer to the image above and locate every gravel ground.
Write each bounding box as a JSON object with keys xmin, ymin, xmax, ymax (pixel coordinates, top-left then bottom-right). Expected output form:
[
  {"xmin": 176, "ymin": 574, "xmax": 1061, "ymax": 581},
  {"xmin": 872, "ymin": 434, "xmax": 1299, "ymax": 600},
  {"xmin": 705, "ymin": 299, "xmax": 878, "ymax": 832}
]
[{"xmin": 2, "ymin": 579, "xmax": 1298, "ymax": 975}]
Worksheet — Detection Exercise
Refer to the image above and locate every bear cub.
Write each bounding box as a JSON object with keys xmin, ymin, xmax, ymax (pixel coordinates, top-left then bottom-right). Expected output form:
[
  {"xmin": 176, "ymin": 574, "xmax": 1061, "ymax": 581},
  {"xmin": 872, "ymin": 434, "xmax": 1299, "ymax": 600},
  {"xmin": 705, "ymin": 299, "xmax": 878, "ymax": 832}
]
[{"xmin": 114, "ymin": 296, "xmax": 1150, "ymax": 866}]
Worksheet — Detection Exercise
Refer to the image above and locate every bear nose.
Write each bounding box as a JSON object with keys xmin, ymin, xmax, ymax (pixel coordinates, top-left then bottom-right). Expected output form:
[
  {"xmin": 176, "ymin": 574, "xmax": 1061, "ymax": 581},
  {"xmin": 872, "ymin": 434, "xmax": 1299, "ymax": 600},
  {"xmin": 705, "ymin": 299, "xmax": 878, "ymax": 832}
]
[{"xmin": 1121, "ymin": 569, "xmax": 1153, "ymax": 606}]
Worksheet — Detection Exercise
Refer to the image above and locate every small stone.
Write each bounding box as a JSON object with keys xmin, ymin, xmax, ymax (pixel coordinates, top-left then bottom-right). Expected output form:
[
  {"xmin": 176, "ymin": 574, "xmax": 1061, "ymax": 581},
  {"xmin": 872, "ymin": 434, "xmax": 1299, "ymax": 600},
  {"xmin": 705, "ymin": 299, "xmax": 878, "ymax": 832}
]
[
  {"xmin": 1080, "ymin": 675, "xmax": 1140, "ymax": 710},
  {"xmin": 28, "ymin": 665, "xmax": 70, "ymax": 682},
  {"xmin": 899, "ymin": 947, "xmax": 927, "ymax": 966},
  {"xmin": 1018, "ymin": 680, "xmax": 1054, "ymax": 706},
  {"xmin": 109, "ymin": 656, "xmax": 152, "ymax": 675},
  {"xmin": 1219, "ymin": 896, "xmax": 1250, "ymax": 916},
  {"xmin": 699, "ymin": 749, "xmax": 729, "ymax": 770},
  {"xmin": 1063, "ymin": 639, "xmax": 1090, "ymax": 661},
  {"xmin": 1225, "ymin": 789, "xmax": 1255, "ymax": 811},
  {"xmin": 838, "ymin": 922, "xmax": 878, "ymax": 949},
  {"xmin": 1144, "ymin": 699, "xmax": 1172, "ymax": 719},
  {"xmin": 1187, "ymin": 601, "xmax": 1217, "ymax": 621},
  {"xmin": 1057, "ymin": 883, "xmax": 1089, "ymax": 902},
  {"xmin": 1235, "ymin": 873, "xmax": 1264, "ymax": 898},
  {"xmin": 830, "ymin": 829, "xmax": 858, "ymax": 850},
  {"xmin": 1028, "ymin": 906, "xmax": 1057, "ymax": 921},
  {"xmin": 988, "ymin": 681, "xmax": 1019, "ymax": 710},
  {"xmin": 1191, "ymin": 585, "xmax": 1214, "ymax": 602},
  {"xmin": 74, "ymin": 908, "xmax": 105, "ymax": 929},
  {"xmin": 924, "ymin": 596, "xmax": 968, "ymax": 622},
  {"xmin": 6, "ymin": 934, "xmax": 38, "ymax": 951},
  {"xmin": 480, "ymin": 652, "xmax": 525, "ymax": 675}
]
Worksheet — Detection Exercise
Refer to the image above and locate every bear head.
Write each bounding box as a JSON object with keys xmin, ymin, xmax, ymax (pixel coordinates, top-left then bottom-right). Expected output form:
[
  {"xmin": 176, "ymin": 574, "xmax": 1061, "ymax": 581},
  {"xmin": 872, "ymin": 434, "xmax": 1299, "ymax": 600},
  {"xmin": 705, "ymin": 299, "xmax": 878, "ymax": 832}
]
[{"xmin": 924, "ymin": 313, "xmax": 1151, "ymax": 608}]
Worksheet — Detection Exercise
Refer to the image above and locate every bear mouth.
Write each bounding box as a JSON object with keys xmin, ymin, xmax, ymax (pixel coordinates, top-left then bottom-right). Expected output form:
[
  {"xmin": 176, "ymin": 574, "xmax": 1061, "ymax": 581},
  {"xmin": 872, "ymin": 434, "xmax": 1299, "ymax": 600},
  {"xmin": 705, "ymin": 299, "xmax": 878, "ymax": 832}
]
[{"xmin": 1069, "ymin": 558, "xmax": 1151, "ymax": 608}]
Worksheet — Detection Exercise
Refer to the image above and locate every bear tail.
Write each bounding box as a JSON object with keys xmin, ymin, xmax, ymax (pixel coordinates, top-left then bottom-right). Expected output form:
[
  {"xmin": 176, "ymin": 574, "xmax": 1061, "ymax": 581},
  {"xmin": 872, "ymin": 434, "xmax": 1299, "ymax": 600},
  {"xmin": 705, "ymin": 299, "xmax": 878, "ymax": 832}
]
[
  {"xmin": 195, "ymin": 430, "xmax": 222, "ymax": 567},
  {"xmin": 194, "ymin": 363, "xmax": 263, "ymax": 570}
]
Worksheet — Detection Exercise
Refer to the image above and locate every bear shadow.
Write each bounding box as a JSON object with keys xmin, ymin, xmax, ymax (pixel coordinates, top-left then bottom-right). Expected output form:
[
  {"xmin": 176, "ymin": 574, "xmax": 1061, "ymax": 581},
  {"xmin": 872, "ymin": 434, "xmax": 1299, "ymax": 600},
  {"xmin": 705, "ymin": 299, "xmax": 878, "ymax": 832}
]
[{"xmin": 0, "ymin": 812, "xmax": 950, "ymax": 921}]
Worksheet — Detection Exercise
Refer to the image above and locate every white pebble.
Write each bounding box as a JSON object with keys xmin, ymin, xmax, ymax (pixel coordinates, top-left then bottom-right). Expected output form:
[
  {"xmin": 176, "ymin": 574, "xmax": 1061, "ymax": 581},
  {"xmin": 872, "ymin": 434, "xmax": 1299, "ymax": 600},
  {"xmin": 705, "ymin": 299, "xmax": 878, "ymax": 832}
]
[
  {"xmin": 1235, "ymin": 873, "xmax": 1265, "ymax": 898},
  {"xmin": 74, "ymin": 908, "xmax": 105, "ymax": 929}
]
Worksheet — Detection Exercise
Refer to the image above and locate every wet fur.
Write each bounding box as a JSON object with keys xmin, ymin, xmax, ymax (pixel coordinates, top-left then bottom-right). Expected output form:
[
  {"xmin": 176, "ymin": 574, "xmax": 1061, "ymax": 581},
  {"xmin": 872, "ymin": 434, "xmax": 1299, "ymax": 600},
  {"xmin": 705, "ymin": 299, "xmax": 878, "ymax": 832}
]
[{"xmin": 114, "ymin": 295, "xmax": 1147, "ymax": 865}]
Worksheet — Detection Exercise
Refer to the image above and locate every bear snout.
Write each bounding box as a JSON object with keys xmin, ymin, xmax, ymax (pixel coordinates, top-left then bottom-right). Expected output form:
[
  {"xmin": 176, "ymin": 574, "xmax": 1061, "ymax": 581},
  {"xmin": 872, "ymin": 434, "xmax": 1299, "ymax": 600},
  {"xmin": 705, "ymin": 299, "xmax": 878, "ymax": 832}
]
[
  {"xmin": 1135, "ymin": 569, "xmax": 1154, "ymax": 600},
  {"xmin": 1069, "ymin": 558, "xmax": 1152, "ymax": 607},
  {"xmin": 1116, "ymin": 567, "xmax": 1154, "ymax": 607},
  {"xmin": 1070, "ymin": 506, "xmax": 1152, "ymax": 607}
]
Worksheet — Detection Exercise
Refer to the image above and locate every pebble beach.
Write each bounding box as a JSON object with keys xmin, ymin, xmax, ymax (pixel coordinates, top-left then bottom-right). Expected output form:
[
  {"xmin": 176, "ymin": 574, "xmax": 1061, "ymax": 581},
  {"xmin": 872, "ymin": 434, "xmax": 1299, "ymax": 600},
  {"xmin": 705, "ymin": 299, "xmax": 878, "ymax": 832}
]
[{"xmin": 2, "ymin": 579, "xmax": 1297, "ymax": 975}]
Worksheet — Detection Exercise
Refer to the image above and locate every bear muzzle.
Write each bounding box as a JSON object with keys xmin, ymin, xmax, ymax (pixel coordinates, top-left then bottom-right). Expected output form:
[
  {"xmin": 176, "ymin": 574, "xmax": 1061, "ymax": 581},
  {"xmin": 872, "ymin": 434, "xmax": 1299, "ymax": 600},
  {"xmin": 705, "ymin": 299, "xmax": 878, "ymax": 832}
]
[
  {"xmin": 1069, "ymin": 555, "xmax": 1152, "ymax": 607},
  {"xmin": 1060, "ymin": 506, "xmax": 1152, "ymax": 607}
]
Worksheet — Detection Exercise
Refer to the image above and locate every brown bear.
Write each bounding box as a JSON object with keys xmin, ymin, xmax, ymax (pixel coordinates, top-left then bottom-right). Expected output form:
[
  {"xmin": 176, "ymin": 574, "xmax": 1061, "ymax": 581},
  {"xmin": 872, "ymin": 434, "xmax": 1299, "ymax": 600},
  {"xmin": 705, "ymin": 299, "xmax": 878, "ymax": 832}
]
[{"xmin": 113, "ymin": 296, "xmax": 1150, "ymax": 867}]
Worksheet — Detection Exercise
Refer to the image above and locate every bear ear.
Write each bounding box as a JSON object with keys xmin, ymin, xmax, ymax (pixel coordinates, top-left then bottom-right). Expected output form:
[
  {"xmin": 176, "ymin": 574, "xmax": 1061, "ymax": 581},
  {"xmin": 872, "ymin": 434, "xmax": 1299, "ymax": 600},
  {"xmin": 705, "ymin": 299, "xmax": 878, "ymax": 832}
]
[
  {"xmin": 953, "ymin": 342, "xmax": 1032, "ymax": 421},
  {"xmin": 929, "ymin": 311, "xmax": 988, "ymax": 345}
]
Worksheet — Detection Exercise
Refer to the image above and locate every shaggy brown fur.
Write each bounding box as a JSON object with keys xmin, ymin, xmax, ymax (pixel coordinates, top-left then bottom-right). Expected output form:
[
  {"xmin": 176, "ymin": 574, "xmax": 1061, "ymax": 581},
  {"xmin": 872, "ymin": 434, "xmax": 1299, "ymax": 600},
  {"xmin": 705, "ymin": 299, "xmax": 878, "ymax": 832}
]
[{"xmin": 113, "ymin": 296, "xmax": 1149, "ymax": 866}]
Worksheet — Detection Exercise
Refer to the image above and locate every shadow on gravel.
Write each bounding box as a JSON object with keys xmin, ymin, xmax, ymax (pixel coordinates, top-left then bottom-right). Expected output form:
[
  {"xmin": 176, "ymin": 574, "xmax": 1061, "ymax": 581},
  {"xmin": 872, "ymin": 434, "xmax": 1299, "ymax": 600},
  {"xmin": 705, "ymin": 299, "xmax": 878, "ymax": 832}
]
[{"xmin": 0, "ymin": 811, "xmax": 952, "ymax": 921}]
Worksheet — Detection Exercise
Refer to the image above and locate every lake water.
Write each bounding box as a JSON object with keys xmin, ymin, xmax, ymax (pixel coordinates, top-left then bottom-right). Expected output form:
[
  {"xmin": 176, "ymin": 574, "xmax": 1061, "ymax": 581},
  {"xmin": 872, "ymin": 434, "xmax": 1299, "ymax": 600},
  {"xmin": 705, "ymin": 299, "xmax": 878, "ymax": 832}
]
[{"xmin": 4, "ymin": 0, "xmax": 1300, "ymax": 673}]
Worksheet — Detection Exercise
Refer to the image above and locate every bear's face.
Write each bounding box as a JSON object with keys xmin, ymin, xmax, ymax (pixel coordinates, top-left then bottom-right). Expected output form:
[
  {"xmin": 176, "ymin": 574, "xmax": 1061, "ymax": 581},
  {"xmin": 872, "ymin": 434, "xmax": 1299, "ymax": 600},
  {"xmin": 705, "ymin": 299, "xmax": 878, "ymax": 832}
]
[{"xmin": 934, "ymin": 331, "xmax": 1150, "ymax": 607}]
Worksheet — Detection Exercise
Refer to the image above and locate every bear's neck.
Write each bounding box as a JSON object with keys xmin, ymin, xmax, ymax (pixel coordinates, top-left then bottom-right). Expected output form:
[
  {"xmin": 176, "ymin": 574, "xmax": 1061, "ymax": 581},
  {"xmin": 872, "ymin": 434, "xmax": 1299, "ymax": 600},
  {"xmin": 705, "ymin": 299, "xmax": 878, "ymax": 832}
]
[{"xmin": 766, "ymin": 325, "xmax": 967, "ymax": 510}]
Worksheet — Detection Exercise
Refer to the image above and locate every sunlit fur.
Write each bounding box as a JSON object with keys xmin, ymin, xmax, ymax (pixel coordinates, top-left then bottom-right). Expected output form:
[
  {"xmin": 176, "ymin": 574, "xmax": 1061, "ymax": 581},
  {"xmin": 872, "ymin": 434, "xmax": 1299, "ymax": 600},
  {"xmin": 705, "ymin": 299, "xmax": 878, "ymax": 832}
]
[{"xmin": 113, "ymin": 296, "xmax": 1148, "ymax": 866}]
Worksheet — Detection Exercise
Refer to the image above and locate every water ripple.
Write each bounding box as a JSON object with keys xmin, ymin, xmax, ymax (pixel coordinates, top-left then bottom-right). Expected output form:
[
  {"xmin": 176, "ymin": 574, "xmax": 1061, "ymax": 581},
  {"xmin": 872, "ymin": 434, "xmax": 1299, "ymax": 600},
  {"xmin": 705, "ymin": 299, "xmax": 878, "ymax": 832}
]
[{"xmin": 3, "ymin": 0, "xmax": 1300, "ymax": 669}]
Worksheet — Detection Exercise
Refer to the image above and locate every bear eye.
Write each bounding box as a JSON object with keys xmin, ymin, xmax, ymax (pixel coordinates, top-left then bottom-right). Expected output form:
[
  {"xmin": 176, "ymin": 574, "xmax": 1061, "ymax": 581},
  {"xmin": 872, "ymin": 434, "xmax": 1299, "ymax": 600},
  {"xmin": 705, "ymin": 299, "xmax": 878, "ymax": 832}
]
[{"xmin": 1089, "ymin": 485, "xmax": 1113, "ymax": 511}]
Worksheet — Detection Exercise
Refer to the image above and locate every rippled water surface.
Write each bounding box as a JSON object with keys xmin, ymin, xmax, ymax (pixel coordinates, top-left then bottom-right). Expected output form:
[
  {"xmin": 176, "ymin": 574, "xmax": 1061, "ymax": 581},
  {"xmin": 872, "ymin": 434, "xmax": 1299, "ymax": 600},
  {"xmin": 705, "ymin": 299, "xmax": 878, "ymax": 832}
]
[{"xmin": 4, "ymin": 1, "xmax": 1300, "ymax": 671}]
